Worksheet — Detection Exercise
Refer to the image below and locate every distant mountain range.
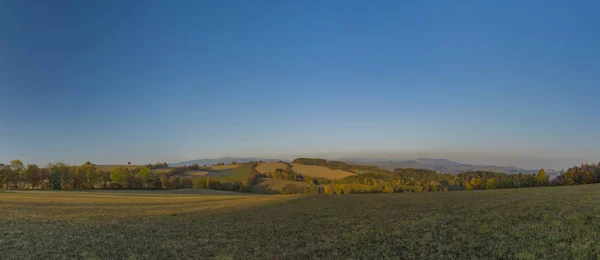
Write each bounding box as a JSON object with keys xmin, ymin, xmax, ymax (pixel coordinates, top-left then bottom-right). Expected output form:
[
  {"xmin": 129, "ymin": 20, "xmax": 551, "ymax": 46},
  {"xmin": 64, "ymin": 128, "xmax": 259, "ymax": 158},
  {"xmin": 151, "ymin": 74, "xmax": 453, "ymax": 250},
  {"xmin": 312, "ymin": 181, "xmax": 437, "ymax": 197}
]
[
  {"xmin": 170, "ymin": 157, "xmax": 281, "ymax": 167},
  {"xmin": 340, "ymin": 158, "xmax": 561, "ymax": 176}
]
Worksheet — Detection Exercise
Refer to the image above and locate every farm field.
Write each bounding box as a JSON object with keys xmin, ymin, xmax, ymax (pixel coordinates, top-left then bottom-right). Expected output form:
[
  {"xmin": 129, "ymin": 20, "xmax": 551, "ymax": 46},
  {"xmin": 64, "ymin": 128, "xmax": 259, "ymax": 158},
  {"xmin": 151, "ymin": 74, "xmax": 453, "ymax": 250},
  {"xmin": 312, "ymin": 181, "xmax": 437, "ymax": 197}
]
[
  {"xmin": 290, "ymin": 163, "xmax": 354, "ymax": 179},
  {"xmin": 2, "ymin": 185, "xmax": 600, "ymax": 259},
  {"xmin": 252, "ymin": 177, "xmax": 312, "ymax": 194},
  {"xmin": 210, "ymin": 164, "xmax": 240, "ymax": 170},
  {"xmin": 207, "ymin": 163, "xmax": 252, "ymax": 182},
  {"xmin": 255, "ymin": 162, "xmax": 355, "ymax": 179},
  {"xmin": 150, "ymin": 168, "xmax": 173, "ymax": 174},
  {"xmin": 255, "ymin": 162, "xmax": 288, "ymax": 173},
  {"xmin": 180, "ymin": 170, "xmax": 210, "ymax": 177}
]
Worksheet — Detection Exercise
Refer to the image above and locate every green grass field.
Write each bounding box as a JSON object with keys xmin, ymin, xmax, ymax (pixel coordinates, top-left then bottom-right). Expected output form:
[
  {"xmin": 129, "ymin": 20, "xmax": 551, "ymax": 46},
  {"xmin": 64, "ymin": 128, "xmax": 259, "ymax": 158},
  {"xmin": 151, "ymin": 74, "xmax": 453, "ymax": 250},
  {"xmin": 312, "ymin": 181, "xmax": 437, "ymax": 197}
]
[
  {"xmin": 252, "ymin": 177, "xmax": 312, "ymax": 194},
  {"xmin": 290, "ymin": 163, "xmax": 354, "ymax": 179},
  {"xmin": 2, "ymin": 185, "xmax": 600, "ymax": 259},
  {"xmin": 207, "ymin": 163, "xmax": 253, "ymax": 182},
  {"xmin": 150, "ymin": 167, "xmax": 173, "ymax": 174}
]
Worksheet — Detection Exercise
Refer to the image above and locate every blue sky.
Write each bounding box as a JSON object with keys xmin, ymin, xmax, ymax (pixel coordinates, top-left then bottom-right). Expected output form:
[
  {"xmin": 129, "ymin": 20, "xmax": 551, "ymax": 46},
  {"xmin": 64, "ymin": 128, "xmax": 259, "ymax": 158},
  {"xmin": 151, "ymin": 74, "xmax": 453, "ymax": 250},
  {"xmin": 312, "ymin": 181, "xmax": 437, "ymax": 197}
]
[{"xmin": 1, "ymin": 0, "xmax": 598, "ymax": 169}]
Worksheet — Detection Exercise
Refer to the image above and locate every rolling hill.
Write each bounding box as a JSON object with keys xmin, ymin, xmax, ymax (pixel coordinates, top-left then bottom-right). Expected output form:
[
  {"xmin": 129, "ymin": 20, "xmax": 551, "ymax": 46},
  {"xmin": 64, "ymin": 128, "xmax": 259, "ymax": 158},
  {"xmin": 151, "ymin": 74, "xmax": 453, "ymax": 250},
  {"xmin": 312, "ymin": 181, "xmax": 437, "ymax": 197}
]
[
  {"xmin": 344, "ymin": 158, "xmax": 560, "ymax": 176},
  {"xmin": 255, "ymin": 162, "xmax": 289, "ymax": 174},
  {"xmin": 251, "ymin": 177, "xmax": 312, "ymax": 194},
  {"xmin": 170, "ymin": 157, "xmax": 282, "ymax": 167},
  {"xmin": 255, "ymin": 162, "xmax": 355, "ymax": 180},
  {"xmin": 96, "ymin": 165, "xmax": 143, "ymax": 172},
  {"xmin": 290, "ymin": 163, "xmax": 354, "ymax": 179}
]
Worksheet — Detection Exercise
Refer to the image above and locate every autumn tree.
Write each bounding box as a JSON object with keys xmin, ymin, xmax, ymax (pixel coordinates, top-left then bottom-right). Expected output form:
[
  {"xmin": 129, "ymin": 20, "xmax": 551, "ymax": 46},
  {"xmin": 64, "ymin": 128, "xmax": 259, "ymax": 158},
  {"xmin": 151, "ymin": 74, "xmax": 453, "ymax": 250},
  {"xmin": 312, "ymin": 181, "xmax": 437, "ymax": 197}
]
[
  {"xmin": 137, "ymin": 167, "xmax": 154, "ymax": 188},
  {"xmin": 168, "ymin": 176, "xmax": 181, "ymax": 189},
  {"xmin": 110, "ymin": 167, "xmax": 131, "ymax": 188},
  {"xmin": 9, "ymin": 160, "xmax": 24, "ymax": 189},
  {"xmin": 583, "ymin": 167, "xmax": 594, "ymax": 184},
  {"xmin": 160, "ymin": 175, "xmax": 169, "ymax": 189},
  {"xmin": 469, "ymin": 177, "xmax": 481, "ymax": 190},
  {"xmin": 25, "ymin": 164, "xmax": 42, "ymax": 189},
  {"xmin": 181, "ymin": 177, "xmax": 193, "ymax": 188},
  {"xmin": 486, "ymin": 178, "xmax": 497, "ymax": 189},
  {"xmin": 535, "ymin": 169, "xmax": 549, "ymax": 186},
  {"xmin": 0, "ymin": 165, "xmax": 8, "ymax": 189}
]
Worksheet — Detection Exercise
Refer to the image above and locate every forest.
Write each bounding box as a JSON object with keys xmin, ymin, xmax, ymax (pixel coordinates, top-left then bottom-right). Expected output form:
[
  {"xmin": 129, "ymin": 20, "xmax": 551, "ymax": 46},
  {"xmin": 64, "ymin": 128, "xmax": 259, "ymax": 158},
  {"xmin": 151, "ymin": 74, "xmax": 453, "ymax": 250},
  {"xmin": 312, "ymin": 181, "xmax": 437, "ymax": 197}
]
[{"xmin": 1, "ymin": 158, "xmax": 599, "ymax": 194}]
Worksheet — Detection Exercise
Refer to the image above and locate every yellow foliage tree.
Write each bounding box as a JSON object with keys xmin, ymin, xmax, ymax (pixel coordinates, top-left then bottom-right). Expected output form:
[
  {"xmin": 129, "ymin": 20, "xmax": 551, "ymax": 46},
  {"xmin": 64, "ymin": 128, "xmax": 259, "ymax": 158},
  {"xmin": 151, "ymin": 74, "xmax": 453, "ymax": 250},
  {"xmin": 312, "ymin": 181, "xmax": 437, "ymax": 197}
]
[
  {"xmin": 486, "ymin": 178, "xmax": 496, "ymax": 189},
  {"xmin": 584, "ymin": 168, "xmax": 594, "ymax": 184}
]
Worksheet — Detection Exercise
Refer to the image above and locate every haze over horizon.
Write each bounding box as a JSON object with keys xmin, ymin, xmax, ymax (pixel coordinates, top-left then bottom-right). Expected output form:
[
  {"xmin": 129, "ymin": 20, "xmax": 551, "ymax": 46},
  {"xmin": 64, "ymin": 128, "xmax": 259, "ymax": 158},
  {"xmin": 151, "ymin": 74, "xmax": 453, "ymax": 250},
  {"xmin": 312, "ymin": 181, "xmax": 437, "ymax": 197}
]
[{"xmin": 1, "ymin": 1, "xmax": 599, "ymax": 169}]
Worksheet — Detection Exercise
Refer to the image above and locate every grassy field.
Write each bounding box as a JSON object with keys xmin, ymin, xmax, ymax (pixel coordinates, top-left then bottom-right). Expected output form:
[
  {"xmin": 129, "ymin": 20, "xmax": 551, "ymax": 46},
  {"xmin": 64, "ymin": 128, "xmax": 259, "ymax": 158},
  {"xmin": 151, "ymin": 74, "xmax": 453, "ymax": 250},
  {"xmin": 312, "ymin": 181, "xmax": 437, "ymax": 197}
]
[
  {"xmin": 211, "ymin": 164, "xmax": 240, "ymax": 170},
  {"xmin": 256, "ymin": 162, "xmax": 355, "ymax": 179},
  {"xmin": 290, "ymin": 163, "xmax": 354, "ymax": 179},
  {"xmin": 2, "ymin": 185, "xmax": 600, "ymax": 259},
  {"xmin": 252, "ymin": 177, "xmax": 312, "ymax": 194},
  {"xmin": 180, "ymin": 170, "xmax": 210, "ymax": 177},
  {"xmin": 207, "ymin": 163, "xmax": 252, "ymax": 182},
  {"xmin": 255, "ymin": 162, "xmax": 288, "ymax": 173},
  {"xmin": 150, "ymin": 168, "xmax": 173, "ymax": 174}
]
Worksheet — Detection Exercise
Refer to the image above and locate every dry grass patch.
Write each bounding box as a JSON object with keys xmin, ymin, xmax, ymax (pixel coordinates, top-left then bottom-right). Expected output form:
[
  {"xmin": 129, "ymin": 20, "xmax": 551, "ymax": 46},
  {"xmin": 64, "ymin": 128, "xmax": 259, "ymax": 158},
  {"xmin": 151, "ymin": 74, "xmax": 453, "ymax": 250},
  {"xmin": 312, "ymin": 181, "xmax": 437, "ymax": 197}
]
[
  {"xmin": 255, "ymin": 162, "xmax": 288, "ymax": 173},
  {"xmin": 252, "ymin": 177, "xmax": 312, "ymax": 194},
  {"xmin": 291, "ymin": 163, "xmax": 354, "ymax": 179},
  {"xmin": 211, "ymin": 164, "xmax": 240, "ymax": 170},
  {"xmin": 183, "ymin": 170, "xmax": 209, "ymax": 177},
  {"xmin": 151, "ymin": 168, "xmax": 173, "ymax": 174}
]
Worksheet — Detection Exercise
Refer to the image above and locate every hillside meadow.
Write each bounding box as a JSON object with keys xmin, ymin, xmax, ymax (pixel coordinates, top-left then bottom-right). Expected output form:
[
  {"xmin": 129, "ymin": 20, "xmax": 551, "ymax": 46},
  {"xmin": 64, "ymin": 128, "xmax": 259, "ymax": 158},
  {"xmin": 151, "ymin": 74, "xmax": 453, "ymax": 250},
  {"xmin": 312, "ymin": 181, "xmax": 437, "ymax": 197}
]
[
  {"xmin": 255, "ymin": 162, "xmax": 288, "ymax": 174},
  {"xmin": 255, "ymin": 162, "xmax": 355, "ymax": 180},
  {"xmin": 210, "ymin": 164, "xmax": 240, "ymax": 170},
  {"xmin": 2, "ymin": 184, "xmax": 600, "ymax": 259},
  {"xmin": 207, "ymin": 163, "xmax": 252, "ymax": 182},
  {"xmin": 252, "ymin": 177, "xmax": 313, "ymax": 194},
  {"xmin": 290, "ymin": 163, "xmax": 354, "ymax": 179}
]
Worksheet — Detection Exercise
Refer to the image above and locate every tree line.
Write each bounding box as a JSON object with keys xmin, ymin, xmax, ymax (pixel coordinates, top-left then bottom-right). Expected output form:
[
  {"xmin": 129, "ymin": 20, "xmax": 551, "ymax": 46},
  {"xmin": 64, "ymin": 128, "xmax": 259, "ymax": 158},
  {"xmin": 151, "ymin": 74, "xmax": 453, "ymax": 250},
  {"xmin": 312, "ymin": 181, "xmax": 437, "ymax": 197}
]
[
  {"xmin": 260, "ymin": 160, "xmax": 577, "ymax": 194},
  {"xmin": 551, "ymin": 163, "xmax": 600, "ymax": 185},
  {"xmin": 2, "ymin": 158, "xmax": 599, "ymax": 195},
  {"xmin": 0, "ymin": 160, "xmax": 194, "ymax": 190},
  {"xmin": 0, "ymin": 160, "xmax": 263, "ymax": 192}
]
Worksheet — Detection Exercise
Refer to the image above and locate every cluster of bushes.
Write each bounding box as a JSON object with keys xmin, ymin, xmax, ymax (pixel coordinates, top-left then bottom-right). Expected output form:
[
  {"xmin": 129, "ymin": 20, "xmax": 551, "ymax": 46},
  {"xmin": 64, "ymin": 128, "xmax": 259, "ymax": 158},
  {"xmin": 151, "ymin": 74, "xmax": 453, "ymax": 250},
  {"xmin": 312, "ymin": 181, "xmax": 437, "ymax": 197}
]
[
  {"xmin": 281, "ymin": 184, "xmax": 322, "ymax": 195},
  {"xmin": 103, "ymin": 165, "xmax": 197, "ymax": 189},
  {"xmin": 191, "ymin": 164, "xmax": 262, "ymax": 193},
  {"xmin": 168, "ymin": 164, "xmax": 212, "ymax": 175},
  {"xmin": 323, "ymin": 183, "xmax": 395, "ymax": 194},
  {"xmin": 292, "ymin": 158, "xmax": 327, "ymax": 166},
  {"xmin": 552, "ymin": 163, "xmax": 600, "ymax": 185},
  {"xmin": 246, "ymin": 160, "xmax": 267, "ymax": 164},
  {"xmin": 144, "ymin": 162, "xmax": 169, "ymax": 169},
  {"xmin": 265, "ymin": 168, "xmax": 331, "ymax": 185},
  {"xmin": 266, "ymin": 168, "xmax": 301, "ymax": 181}
]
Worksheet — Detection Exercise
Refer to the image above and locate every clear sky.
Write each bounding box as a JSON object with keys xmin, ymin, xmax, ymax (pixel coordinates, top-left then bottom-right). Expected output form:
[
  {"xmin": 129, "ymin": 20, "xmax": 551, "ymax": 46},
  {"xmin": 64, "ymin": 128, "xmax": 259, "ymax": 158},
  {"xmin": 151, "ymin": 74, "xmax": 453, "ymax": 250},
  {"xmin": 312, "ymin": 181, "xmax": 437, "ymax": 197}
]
[{"xmin": 1, "ymin": 0, "xmax": 599, "ymax": 169}]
